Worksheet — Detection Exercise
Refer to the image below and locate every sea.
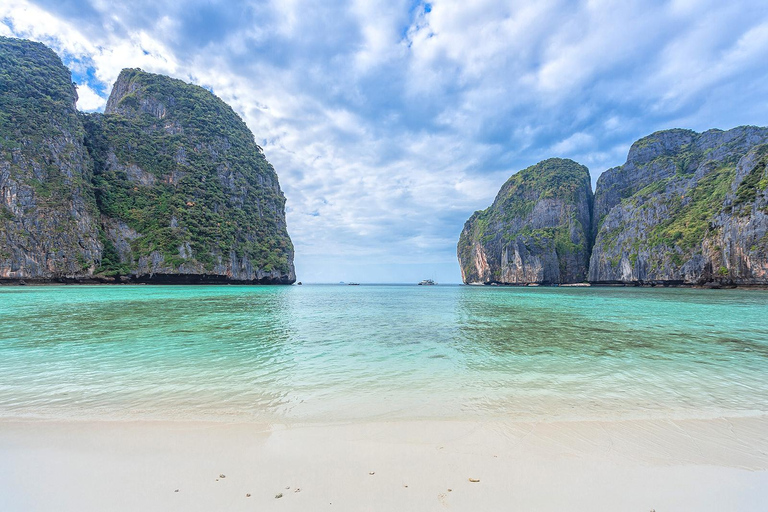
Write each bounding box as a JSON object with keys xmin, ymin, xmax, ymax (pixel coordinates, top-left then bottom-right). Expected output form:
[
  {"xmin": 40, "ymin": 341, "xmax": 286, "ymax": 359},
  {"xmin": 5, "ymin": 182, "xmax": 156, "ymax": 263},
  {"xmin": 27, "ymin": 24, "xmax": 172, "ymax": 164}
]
[{"xmin": 1, "ymin": 284, "xmax": 767, "ymax": 423}]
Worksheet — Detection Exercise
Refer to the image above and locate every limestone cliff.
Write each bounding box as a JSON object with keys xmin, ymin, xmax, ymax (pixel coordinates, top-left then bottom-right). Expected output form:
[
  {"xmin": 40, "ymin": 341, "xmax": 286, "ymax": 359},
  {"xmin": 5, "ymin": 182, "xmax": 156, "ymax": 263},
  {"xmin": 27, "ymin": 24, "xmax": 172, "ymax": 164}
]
[
  {"xmin": 0, "ymin": 37, "xmax": 295, "ymax": 284},
  {"xmin": 589, "ymin": 127, "xmax": 768, "ymax": 285},
  {"xmin": 0, "ymin": 37, "xmax": 101, "ymax": 279},
  {"xmin": 83, "ymin": 69, "xmax": 295, "ymax": 284},
  {"xmin": 457, "ymin": 158, "xmax": 593, "ymax": 284}
]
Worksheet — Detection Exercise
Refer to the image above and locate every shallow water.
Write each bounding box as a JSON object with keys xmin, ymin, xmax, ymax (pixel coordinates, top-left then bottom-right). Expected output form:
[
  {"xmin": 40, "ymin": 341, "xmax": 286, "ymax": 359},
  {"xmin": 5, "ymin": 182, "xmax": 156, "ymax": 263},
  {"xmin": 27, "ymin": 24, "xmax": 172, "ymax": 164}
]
[{"xmin": 1, "ymin": 285, "xmax": 767, "ymax": 423}]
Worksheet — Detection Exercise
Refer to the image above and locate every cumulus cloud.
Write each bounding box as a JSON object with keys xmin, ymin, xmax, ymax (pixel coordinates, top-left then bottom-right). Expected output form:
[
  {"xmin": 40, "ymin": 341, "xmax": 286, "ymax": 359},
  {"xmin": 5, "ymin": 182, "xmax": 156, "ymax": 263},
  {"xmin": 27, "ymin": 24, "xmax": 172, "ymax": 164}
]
[
  {"xmin": 3, "ymin": 0, "xmax": 768, "ymax": 282},
  {"xmin": 74, "ymin": 83, "xmax": 106, "ymax": 111}
]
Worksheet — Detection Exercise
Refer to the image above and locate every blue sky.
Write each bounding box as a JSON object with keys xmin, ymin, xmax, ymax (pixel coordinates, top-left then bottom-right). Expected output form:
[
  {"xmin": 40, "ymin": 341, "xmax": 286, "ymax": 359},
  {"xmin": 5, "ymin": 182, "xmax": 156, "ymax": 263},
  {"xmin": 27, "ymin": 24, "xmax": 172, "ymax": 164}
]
[{"xmin": 2, "ymin": 0, "xmax": 768, "ymax": 283}]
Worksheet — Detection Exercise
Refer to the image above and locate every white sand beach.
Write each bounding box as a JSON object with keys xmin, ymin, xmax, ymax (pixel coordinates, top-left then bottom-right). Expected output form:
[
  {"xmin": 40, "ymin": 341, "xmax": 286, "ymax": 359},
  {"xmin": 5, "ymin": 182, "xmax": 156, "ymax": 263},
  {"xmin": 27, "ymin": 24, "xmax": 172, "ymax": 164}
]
[{"xmin": 2, "ymin": 415, "xmax": 767, "ymax": 511}]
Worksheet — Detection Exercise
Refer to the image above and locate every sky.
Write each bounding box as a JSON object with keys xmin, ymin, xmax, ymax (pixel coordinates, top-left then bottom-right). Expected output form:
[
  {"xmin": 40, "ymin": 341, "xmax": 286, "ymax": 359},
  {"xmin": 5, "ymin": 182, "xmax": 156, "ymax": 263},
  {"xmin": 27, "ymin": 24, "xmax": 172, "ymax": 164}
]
[{"xmin": 2, "ymin": 0, "xmax": 768, "ymax": 283}]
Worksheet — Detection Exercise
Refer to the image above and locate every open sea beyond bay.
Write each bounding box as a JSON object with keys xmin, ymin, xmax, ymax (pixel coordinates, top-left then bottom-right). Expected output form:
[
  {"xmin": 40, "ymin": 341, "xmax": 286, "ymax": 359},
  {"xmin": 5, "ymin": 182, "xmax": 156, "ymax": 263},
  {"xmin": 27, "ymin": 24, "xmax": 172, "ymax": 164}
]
[{"xmin": 1, "ymin": 285, "xmax": 767, "ymax": 424}]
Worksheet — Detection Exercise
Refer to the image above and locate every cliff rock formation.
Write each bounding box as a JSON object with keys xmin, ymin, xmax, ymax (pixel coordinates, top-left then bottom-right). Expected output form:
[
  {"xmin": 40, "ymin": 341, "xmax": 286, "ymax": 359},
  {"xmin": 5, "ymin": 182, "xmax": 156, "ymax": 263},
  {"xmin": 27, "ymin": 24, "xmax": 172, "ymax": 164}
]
[
  {"xmin": 589, "ymin": 127, "xmax": 768, "ymax": 285},
  {"xmin": 0, "ymin": 37, "xmax": 294, "ymax": 284},
  {"xmin": 457, "ymin": 158, "xmax": 593, "ymax": 284},
  {"xmin": 459, "ymin": 127, "xmax": 768, "ymax": 286},
  {"xmin": 83, "ymin": 69, "xmax": 295, "ymax": 283},
  {"xmin": 0, "ymin": 37, "xmax": 101, "ymax": 279}
]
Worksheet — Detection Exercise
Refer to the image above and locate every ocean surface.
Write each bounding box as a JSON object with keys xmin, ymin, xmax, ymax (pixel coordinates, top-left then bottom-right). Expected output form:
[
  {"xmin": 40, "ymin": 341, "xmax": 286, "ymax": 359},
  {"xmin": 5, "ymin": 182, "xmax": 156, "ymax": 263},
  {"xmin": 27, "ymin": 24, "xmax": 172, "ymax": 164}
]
[{"xmin": 1, "ymin": 284, "xmax": 767, "ymax": 423}]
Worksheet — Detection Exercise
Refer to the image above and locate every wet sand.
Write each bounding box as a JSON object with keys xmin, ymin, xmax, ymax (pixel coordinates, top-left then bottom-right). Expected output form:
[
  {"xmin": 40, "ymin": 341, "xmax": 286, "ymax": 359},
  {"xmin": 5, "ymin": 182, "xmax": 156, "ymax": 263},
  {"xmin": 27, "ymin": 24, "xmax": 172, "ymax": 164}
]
[{"xmin": 1, "ymin": 415, "xmax": 767, "ymax": 511}]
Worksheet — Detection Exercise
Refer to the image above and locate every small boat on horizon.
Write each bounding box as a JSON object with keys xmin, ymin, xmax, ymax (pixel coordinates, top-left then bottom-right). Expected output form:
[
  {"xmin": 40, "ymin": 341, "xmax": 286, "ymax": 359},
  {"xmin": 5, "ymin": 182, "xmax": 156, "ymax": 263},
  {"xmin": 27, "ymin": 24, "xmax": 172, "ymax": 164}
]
[
  {"xmin": 347, "ymin": 282, "xmax": 360, "ymax": 286},
  {"xmin": 418, "ymin": 279, "xmax": 437, "ymax": 286}
]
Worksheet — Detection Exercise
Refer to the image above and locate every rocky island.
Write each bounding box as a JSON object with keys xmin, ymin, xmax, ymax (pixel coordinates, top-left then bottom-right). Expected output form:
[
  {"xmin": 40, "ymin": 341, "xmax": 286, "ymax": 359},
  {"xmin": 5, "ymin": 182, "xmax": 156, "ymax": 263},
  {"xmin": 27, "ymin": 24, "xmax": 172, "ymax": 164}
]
[
  {"xmin": 0, "ymin": 37, "xmax": 295, "ymax": 284},
  {"xmin": 457, "ymin": 158, "xmax": 593, "ymax": 285},
  {"xmin": 458, "ymin": 127, "xmax": 768, "ymax": 286}
]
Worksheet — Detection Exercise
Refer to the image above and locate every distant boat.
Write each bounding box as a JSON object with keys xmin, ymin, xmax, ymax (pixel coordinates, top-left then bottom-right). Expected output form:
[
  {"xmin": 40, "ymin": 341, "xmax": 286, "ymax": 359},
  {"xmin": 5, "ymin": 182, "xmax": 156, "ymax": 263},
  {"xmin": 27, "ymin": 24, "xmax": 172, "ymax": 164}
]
[
  {"xmin": 418, "ymin": 279, "xmax": 436, "ymax": 286},
  {"xmin": 347, "ymin": 282, "xmax": 360, "ymax": 286}
]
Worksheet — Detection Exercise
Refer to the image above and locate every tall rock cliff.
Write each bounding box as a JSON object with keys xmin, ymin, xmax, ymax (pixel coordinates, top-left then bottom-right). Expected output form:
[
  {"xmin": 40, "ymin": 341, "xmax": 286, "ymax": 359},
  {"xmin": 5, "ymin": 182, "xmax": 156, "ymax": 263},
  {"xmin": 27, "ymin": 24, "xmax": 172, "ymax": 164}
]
[
  {"xmin": 0, "ymin": 37, "xmax": 295, "ymax": 284},
  {"xmin": 589, "ymin": 126, "xmax": 768, "ymax": 284},
  {"xmin": 83, "ymin": 69, "xmax": 295, "ymax": 283},
  {"xmin": 457, "ymin": 158, "xmax": 593, "ymax": 284},
  {"xmin": 0, "ymin": 37, "xmax": 102, "ymax": 279}
]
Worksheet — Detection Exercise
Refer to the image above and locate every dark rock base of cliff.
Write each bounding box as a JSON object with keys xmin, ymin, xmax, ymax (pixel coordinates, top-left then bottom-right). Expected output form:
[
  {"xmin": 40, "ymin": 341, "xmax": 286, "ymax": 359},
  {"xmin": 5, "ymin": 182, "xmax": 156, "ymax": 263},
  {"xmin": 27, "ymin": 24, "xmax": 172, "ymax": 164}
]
[
  {"xmin": 590, "ymin": 279, "xmax": 768, "ymax": 288},
  {"xmin": 0, "ymin": 273, "xmax": 295, "ymax": 285},
  {"xmin": 467, "ymin": 280, "xmax": 766, "ymax": 289},
  {"xmin": 127, "ymin": 273, "xmax": 294, "ymax": 285}
]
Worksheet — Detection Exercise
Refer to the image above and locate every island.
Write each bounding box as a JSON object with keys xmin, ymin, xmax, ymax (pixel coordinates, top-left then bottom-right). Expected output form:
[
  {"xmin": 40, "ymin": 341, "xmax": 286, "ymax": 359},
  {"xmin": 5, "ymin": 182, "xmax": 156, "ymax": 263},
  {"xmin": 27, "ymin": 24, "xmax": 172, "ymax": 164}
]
[
  {"xmin": 458, "ymin": 127, "xmax": 768, "ymax": 287},
  {"xmin": 0, "ymin": 37, "xmax": 295, "ymax": 284}
]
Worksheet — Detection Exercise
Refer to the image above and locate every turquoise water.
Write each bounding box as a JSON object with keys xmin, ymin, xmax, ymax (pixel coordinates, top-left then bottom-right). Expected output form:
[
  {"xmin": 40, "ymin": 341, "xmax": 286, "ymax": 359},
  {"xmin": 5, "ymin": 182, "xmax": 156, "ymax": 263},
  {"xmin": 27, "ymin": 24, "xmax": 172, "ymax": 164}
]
[{"xmin": 1, "ymin": 285, "xmax": 767, "ymax": 423}]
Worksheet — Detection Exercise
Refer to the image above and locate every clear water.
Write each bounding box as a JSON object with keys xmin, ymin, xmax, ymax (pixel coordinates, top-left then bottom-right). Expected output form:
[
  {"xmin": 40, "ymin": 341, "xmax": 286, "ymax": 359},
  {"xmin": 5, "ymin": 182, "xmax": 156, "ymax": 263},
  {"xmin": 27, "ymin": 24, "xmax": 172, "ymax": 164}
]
[{"xmin": 1, "ymin": 285, "xmax": 767, "ymax": 423}]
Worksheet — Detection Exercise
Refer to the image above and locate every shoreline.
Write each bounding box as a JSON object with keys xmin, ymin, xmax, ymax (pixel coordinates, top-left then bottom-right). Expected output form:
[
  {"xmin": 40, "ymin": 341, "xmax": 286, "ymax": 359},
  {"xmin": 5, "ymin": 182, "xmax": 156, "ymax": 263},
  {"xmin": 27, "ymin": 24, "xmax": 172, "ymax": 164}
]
[
  {"xmin": 0, "ymin": 275, "xmax": 295, "ymax": 286},
  {"xmin": 2, "ymin": 415, "xmax": 767, "ymax": 511},
  {"xmin": 468, "ymin": 281, "xmax": 768, "ymax": 289},
  {"xmin": 3, "ymin": 279, "xmax": 768, "ymax": 289}
]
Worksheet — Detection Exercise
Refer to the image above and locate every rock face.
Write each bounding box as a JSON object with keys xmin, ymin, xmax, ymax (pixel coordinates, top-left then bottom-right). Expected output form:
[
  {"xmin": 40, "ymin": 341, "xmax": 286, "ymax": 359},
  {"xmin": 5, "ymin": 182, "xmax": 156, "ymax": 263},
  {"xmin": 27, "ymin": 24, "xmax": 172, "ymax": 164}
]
[
  {"xmin": 457, "ymin": 158, "xmax": 593, "ymax": 284},
  {"xmin": 589, "ymin": 127, "xmax": 768, "ymax": 285},
  {"xmin": 459, "ymin": 127, "xmax": 768, "ymax": 287},
  {"xmin": 0, "ymin": 38, "xmax": 295, "ymax": 284},
  {"xmin": 0, "ymin": 37, "xmax": 101, "ymax": 279}
]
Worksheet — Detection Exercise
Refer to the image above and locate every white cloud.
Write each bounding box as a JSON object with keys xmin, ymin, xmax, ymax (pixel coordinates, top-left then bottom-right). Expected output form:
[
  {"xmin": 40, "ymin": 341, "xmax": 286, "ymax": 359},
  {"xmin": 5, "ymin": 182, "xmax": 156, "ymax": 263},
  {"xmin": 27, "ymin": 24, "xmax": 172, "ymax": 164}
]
[
  {"xmin": 74, "ymin": 82, "xmax": 106, "ymax": 111},
  {"xmin": 550, "ymin": 132, "xmax": 595, "ymax": 156}
]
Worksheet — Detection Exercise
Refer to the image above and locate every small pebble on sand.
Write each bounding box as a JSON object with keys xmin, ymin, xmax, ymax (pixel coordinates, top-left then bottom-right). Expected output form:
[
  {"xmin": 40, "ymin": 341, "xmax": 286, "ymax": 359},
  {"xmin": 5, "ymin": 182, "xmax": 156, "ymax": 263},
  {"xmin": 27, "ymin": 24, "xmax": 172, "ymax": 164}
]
[
  {"xmin": 219, "ymin": 474, "xmax": 226, "ymax": 479},
  {"xmin": 469, "ymin": 478, "xmax": 480, "ymax": 483},
  {"xmin": 246, "ymin": 494, "xmax": 251, "ymax": 498},
  {"xmin": 369, "ymin": 472, "xmax": 375, "ymax": 475},
  {"xmin": 275, "ymin": 493, "xmax": 283, "ymax": 499},
  {"xmin": 174, "ymin": 489, "xmax": 179, "ymax": 493}
]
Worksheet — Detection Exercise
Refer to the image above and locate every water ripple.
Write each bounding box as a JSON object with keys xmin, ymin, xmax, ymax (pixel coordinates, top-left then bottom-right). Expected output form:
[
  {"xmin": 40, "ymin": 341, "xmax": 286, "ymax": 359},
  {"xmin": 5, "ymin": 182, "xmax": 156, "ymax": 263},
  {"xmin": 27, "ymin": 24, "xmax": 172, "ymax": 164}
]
[{"xmin": 1, "ymin": 285, "xmax": 767, "ymax": 422}]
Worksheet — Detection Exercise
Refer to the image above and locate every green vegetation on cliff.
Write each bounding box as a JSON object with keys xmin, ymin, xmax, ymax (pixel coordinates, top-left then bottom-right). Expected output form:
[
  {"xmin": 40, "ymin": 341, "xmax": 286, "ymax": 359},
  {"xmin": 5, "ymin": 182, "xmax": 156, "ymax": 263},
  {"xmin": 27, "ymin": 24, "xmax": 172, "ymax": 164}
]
[
  {"xmin": 467, "ymin": 158, "xmax": 591, "ymax": 241},
  {"xmin": 0, "ymin": 37, "xmax": 80, "ymax": 142},
  {"xmin": 646, "ymin": 165, "xmax": 734, "ymax": 251},
  {"xmin": 0, "ymin": 37, "xmax": 92, "ymax": 209},
  {"xmin": 733, "ymin": 146, "xmax": 768, "ymax": 212}
]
